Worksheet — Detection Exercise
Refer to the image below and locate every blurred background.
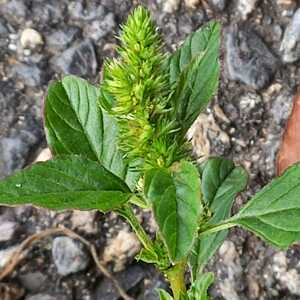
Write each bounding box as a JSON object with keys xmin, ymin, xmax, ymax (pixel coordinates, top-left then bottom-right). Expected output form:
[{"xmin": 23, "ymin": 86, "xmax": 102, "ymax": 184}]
[{"xmin": 1, "ymin": 0, "xmax": 300, "ymax": 299}]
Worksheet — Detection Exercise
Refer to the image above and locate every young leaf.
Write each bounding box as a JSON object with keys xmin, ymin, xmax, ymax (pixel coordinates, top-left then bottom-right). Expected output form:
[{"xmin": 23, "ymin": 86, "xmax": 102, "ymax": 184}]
[
  {"xmin": 44, "ymin": 75, "xmax": 138, "ymax": 190},
  {"xmin": 45, "ymin": 76, "xmax": 102, "ymax": 161},
  {"xmin": 187, "ymin": 272, "xmax": 214, "ymax": 300},
  {"xmin": 159, "ymin": 290, "xmax": 174, "ymax": 300},
  {"xmin": 168, "ymin": 22, "xmax": 220, "ymax": 132},
  {"xmin": 189, "ymin": 158, "xmax": 248, "ymax": 276},
  {"xmin": 145, "ymin": 161, "xmax": 202, "ymax": 262},
  {"xmin": 0, "ymin": 155, "xmax": 131, "ymax": 212},
  {"xmin": 228, "ymin": 163, "xmax": 300, "ymax": 248}
]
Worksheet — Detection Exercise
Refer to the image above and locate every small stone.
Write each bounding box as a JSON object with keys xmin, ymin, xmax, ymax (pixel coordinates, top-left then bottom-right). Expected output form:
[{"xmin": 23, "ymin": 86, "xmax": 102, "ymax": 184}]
[
  {"xmin": 46, "ymin": 27, "xmax": 81, "ymax": 52},
  {"xmin": 163, "ymin": 0, "xmax": 180, "ymax": 13},
  {"xmin": 103, "ymin": 228, "xmax": 140, "ymax": 272},
  {"xmin": 208, "ymin": 0, "xmax": 227, "ymax": 11},
  {"xmin": 225, "ymin": 25, "xmax": 278, "ymax": 90},
  {"xmin": 21, "ymin": 28, "xmax": 43, "ymax": 49},
  {"xmin": 188, "ymin": 113, "xmax": 230, "ymax": 159},
  {"xmin": 280, "ymin": 8, "xmax": 300, "ymax": 63},
  {"xmin": 95, "ymin": 264, "xmax": 146, "ymax": 300},
  {"xmin": 25, "ymin": 294, "xmax": 68, "ymax": 300},
  {"xmin": 0, "ymin": 137, "xmax": 25, "ymax": 178},
  {"xmin": 52, "ymin": 236, "xmax": 89, "ymax": 276},
  {"xmin": 237, "ymin": 0, "xmax": 258, "ymax": 19},
  {"xmin": 23, "ymin": 49, "xmax": 32, "ymax": 56},
  {"xmin": 272, "ymin": 252, "xmax": 300, "ymax": 295},
  {"xmin": 31, "ymin": 1, "xmax": 66, "ymax": 25},
  {"xmin": 0, "ymin": 0, "xmax": 27, "ymax": 23},
  {"xmin": 137, "ymin": 273, "xmax": 168, "ymax": 300},
  {"xmin": 19, "ymin": 272, "xmax": 47, "ymax": 292},
  {"xmin": 68, "ymin": 2, "xmax": 105, "ymax": 21},
  {"xmin": 0, "ymin": 246, "xmax": 18, "ymax": 268},
  {"xmin": 34, "ymin": 148, "xmax": 52, "ymax": 163},
  {"xmin": 71, "ymin": 210, "xmax": 98, "ymax": 234},
  {"xmin": 270, "ymin": 89, "xmax": 294, "ymax": 126},
  {"xmin": 50, "ymin": 39, "xmax": 98, "ymax": 76},
  {"xmin": 0, "ymin": 20, "xmax": 8, "ymax": 35},
  {"xmin": 12, "ymin": 63, "xmax": 44, "ymax": 87},
  {"xmin": 0, "ymin": 20, "xmax": 8, "ymax": 50},
  {"xmin": 0, "ymin": 217, "xmax": 18, "ymax": 242},
  {"xmin": 8, "ymin": 43, "xmax": 17, "ymax": 51},
  {"xmin": 85, "ymin": 13, "xmax": 115, "ymax": 42},
  {"xmin": 218, "ymin": 241, "xmax": 242, "ymax": 300},
  {"xmin": 184, "ymin": 0, "xmax": 200, "ymax": 9}
]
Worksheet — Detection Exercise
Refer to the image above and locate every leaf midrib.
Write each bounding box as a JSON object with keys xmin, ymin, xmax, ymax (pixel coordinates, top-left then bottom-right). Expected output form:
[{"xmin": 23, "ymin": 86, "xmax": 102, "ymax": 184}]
[{"xmin": 62, "ymin": 79, "xmax": 102, "ymax": 163}]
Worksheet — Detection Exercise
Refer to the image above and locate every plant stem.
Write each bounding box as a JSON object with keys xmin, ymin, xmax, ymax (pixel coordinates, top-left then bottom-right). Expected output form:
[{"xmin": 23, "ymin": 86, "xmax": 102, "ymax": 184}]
[
  {"xmin": 165, "ymin": 262, "xmax": 186, "ymax": 300},
  {"xmin": 116, "ymin": 204, "xmax": 154, "ymax": 252},
  {"xmin": 199, "ymin": 221, "xmax": 235, "ymax": 237}
]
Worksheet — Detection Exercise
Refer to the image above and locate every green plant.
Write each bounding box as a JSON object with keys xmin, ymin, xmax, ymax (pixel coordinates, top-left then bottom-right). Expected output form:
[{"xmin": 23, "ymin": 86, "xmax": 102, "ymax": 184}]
[{"xmin": 1, "ymin": 6, "xmax": 300, "ymax": 299}]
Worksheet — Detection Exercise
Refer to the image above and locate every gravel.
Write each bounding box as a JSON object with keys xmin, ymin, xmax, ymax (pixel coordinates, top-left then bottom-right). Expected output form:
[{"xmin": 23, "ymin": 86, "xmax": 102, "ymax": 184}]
[
  {"xmin": 94, "ymin": 264, "xmax": 147, "ymax": 300},
  {"xmin": 225, "ymin": 25, "xmax": 278, "ymax": 90},
  {"xmin": 50, "ymin": 39, "xmax": 98, "ymax": 76},
  {"xmin": 52, "ymin": 236, "xmax": 89, "ymax": 276},
  {"xmin": 12, "ymin": 63, "xmax": 45, "ymax": 87},
  {"xmin": 25, "ymin": 294, "xmax": 68, "ymax": 300},
  {"xmin": 236, "ymin": 0, "xmax": 258, "ymax": 20},
  {"xmin": 208, "ymin": 0, "xmax": 227, "ymax": 11},
  {"xmin": 280, "ymin": 8, "xmax": 300, "ymax": 63},
  {"xmin": 0, "ymin": 217, "xmax": 18, "ymax": 242},
  {"xmin": 46, "ymin": 27, "xmax": 81, "ymax": 52},
  {"xmin": 1, "ymin": 0, "xmax": 300, "ymax": 299}
]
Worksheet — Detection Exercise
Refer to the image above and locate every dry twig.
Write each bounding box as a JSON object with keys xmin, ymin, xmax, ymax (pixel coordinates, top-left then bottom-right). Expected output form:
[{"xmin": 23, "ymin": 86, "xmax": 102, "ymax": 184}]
[{"xmin": 0, "ymin": 226, "xmax": 134, "ymax": 300}]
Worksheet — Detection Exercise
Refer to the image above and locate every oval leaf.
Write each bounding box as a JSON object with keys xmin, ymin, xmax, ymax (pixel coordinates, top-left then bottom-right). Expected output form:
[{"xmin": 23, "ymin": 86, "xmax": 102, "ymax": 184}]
[
  {"xmin": 231, "ymin": 163, "xmax": 300, "ymax": 248},
  {"xmin": 145, "ymin": 161, "xmax": 202, "ymax": 262},
  {"xmin": 167, "ymin": 22, "xmax": 221, "ymax": 132},
  {"xmin": 0, "ymin": 155, "xmax": 131, "ymax": 212},
  {"xmin": 44, "ymin": 75, "xmax": 138, "ymax": 190},
  {"xmin": 189, "ymin": 158, "xmax": 248, "ymax": 275}
]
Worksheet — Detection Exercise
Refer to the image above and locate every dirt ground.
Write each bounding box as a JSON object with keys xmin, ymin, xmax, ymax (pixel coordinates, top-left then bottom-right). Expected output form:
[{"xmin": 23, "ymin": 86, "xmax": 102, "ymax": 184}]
[{"xmin": 1, "ymin": 0, "xmax": 300, "ymax": 299}]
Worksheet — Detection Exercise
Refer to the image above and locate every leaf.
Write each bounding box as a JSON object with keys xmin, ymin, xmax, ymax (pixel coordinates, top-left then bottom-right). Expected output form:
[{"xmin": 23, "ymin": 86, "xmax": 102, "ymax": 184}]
[
  {"xmin": 44, "ymin": 75, "xmax": 138, "ymax": 190},
  {"xmin": 168, "ymin": 22, "xmax": 221, "ymax": 132},
  {"xmin": 277, "ymin": 87, "xmax": 300, "ymax": 175},
  {"xmin": 188, "ymin": 272, "xmax": 214, "ymax": 300},
  {"xmin": 230, "ymin": 163, "xmax": 300, "ymax": 248},
  {"xmin": 158, "ymin": 290, "xmax": 174, "ymax": 300},
  {"xmin": 0, "ymin": 155, "xmax": 131, "ymax": 212},
  {"xmin": 145, "ymin": 161, "xmax": 202, "ymax": 262},
  {"xmin": 189, "ymin": 158, "xmax": 248, "ymax": 276}
]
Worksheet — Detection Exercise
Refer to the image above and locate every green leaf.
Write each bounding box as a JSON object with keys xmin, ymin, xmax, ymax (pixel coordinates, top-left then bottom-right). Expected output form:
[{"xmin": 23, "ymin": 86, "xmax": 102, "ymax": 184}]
[
  {"xmin": 145, "ymin": 161, "xmax": 202, "ymax": 262},
  {"xmin": 189, "ymin": 158, "xmax": 248, "ymax": 276},
  {"xmin": 44, "ymin": 75, "xmax": 138, "ymax": 190},
  {"xmin": 188, "ymin": 272, "xmax": 214, "ymax": 300},
  {"xmin": 229, "ymin": 163, "xmax": 300, "ymax": 248},
  {"xmin": 136, "ymin": 241, "xmax": 170, "ymax": 269},
  {"xmin": 168, "ymin": 22, "xmax": 220, "ymax": 132},
  {"xmin": 0, "ymin": 155, "xmax": 131, "ymax": 212},
  {"xmin": 159, "ymin": 290, "xmax": 174, "ymax": 300}
]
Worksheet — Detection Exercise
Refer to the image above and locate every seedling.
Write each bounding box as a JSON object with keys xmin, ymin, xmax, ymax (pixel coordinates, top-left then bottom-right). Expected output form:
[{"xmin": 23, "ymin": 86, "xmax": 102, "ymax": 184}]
[{"xmin": 1, "ymin": 7, "xmax": 300, "ymax": 299}]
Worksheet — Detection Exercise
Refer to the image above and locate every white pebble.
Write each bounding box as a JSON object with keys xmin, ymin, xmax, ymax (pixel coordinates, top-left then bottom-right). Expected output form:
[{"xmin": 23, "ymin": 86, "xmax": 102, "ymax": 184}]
[
  {"xmin": 20, "ymin": 28, "xmax": 43, "ymax": 49},
  {"xmin": 8, "ymin": 44, "xmax": 17, "ymax": 51}
]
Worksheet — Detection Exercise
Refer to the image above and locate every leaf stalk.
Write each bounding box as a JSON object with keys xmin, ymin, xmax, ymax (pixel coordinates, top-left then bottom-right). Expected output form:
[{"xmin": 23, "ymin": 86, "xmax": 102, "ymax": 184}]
[{"xmin": 165, "ymin": 262, "xmax": 187, "ymax": 300}]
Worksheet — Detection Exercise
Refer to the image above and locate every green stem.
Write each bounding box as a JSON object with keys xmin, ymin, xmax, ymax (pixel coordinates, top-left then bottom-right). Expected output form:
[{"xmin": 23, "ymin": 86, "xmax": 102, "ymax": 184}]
[
  {"xmin": 165, "ymin": 262, "xmax": 186, "ymax": 300},
  {"xmin": 116, "ymin": 204, "xmax": 154, "ymax": 252},
  {"xmin": 199, "ymin": 221, "xmax": 235, "ymax": 237}
]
